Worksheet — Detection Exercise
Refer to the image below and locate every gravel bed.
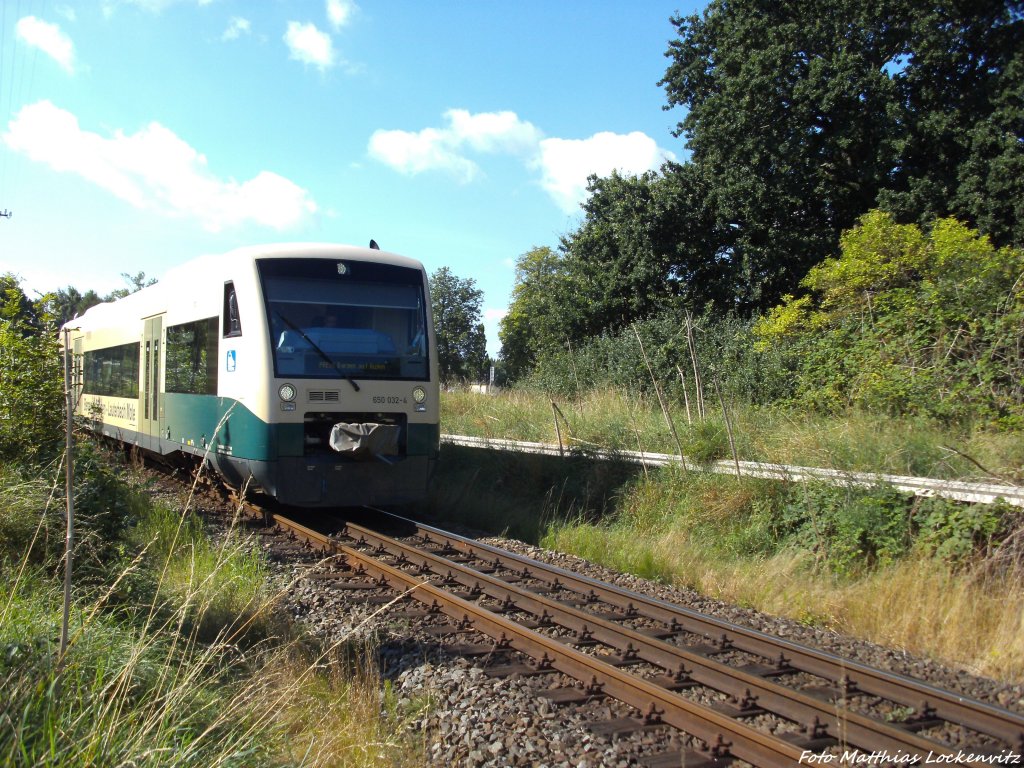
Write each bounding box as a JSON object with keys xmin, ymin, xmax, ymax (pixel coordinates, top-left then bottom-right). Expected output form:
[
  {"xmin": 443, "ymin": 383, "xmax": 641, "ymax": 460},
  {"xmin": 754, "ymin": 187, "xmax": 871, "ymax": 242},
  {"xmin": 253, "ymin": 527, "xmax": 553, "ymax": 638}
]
[{"xmin": 276, "ymin": 557, "xmax": 681, "ymax": 767}]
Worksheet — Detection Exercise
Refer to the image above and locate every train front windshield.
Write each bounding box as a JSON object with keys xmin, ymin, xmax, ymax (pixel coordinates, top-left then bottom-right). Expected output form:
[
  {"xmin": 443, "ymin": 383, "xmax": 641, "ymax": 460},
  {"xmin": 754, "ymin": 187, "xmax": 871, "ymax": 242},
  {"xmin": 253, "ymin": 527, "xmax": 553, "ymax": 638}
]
[{"xmin": 258, "ymin": 258, "xmax": 429, "ymax": 381}]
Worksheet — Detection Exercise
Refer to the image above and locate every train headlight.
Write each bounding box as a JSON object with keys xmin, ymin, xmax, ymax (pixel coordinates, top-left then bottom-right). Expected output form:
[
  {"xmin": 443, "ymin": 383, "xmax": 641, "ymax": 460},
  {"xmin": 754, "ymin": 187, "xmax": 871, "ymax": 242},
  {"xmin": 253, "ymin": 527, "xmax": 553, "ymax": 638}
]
[
  {"xmin": 412, "ymin": 386, "xmax": 427, "ymax": 404},
  {"xmin": 278, "ymin": 383, "xmax": 297, "ymax": 402}
]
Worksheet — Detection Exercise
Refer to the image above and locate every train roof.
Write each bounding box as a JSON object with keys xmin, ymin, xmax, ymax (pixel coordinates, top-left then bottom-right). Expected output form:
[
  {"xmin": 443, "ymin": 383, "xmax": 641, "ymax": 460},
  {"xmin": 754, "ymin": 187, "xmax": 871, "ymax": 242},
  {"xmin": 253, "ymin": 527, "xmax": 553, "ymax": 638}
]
[{"xmin": 64, "ymin": 242, "xmax": 425, "ymax": 332}]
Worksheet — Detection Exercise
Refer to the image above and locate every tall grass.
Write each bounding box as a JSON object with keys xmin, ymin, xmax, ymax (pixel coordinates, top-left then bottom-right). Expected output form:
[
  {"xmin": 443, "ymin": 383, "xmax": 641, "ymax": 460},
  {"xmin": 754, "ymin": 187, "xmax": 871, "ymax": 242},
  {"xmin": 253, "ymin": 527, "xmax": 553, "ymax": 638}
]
[
  {"xmin": 0, "ymin": 454, "xmax": 423, "ymax": 767},
  {"xmin": 441, "ymin": 387, "xmax": 1024, "ymax": 481}
]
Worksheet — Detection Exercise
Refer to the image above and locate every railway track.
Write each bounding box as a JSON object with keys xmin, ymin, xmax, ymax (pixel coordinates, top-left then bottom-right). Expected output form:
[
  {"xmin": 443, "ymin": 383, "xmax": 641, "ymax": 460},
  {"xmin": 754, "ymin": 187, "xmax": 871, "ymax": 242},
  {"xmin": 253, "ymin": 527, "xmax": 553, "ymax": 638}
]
[{"xmin": 234, "ymin": 498, "xmax": 1024, "ymax": 768}]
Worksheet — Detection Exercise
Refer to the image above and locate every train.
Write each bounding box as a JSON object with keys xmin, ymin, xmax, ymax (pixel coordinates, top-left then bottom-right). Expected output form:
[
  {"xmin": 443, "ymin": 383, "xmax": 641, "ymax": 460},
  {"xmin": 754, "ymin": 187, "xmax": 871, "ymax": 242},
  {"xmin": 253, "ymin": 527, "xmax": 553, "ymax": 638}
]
[{"xmin": 62, "ymin": 243, "xmax": 440, "ymax": 507}]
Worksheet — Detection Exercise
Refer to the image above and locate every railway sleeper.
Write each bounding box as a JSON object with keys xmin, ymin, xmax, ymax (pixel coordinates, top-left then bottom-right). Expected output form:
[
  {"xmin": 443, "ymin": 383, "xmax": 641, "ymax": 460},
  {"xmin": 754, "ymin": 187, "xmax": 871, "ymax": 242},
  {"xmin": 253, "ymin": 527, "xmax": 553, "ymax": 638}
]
[
  {"xmin": 541, "ymin": 680, "xmax": 608, "ymax": 706},
  {"xmin": 589, "ymin": 706, "xmax": 669, "ymax": 737}
]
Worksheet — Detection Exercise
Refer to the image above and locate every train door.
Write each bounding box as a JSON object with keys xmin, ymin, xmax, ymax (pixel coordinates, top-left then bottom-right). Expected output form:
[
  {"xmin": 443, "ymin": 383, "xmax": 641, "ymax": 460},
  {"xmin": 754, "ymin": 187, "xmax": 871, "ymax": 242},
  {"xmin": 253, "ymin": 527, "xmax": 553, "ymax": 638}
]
[
  {"xmin": 140, "ymin": 315, "xmax": 164, "ymax": 446},
  {"xmin": 72, "ymin": 337, "xmax": 83, "ymax": 410}
]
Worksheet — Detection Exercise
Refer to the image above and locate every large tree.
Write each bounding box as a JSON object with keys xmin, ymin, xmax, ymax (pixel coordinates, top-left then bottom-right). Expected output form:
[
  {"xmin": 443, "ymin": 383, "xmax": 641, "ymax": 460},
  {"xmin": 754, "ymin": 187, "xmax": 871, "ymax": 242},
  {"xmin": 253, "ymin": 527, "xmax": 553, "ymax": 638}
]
[
  {"xmin": 879, "ymin": 2, "xmax": 1024, "ymax": 245},
  {"xmin": 502, "ymin": 1, "xmax": 1023, "ymax": 379},
  {"xmin": 560, "ymin": 164, "xmax": 737, "ymax": 333},
  {"xmin": 0, "ymin": 275, "xmax": 63, "ymax": 460},
  {"xmin": 661, "ymin": 0, "xmax": 1023, "ymax": 311},
  {"xmin": 429, "ymin": 267, "xmax": 487, "ymax": 384},
  {"xmin": 661, "ymin": 0, "xmax": 906, "ymax": 311},
  {"xmin": 105, "ymin": 271, "xmax": 157, "ymax": 301}
]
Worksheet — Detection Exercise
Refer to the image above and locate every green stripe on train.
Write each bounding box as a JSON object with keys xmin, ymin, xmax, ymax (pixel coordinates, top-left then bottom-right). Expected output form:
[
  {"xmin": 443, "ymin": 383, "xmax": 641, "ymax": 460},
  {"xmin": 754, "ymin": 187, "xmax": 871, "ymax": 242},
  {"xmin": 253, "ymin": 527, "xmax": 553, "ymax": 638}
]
[
  {"xmin": 162, "ymin": 394, "xmax": 438, "ymax": 461},
  {"xmin": 162, "ymin": 394, "xmax": 278, "ymax": 460}
]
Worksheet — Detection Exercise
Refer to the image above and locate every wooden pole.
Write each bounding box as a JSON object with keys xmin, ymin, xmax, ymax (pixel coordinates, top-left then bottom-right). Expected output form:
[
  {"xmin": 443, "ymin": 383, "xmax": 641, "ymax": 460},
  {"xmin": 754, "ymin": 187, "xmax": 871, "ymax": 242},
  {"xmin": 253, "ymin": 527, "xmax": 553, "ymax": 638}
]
[
  {"xmin": 626, "ymin": 401, "xmax": 649, "ymax": 480},
  {"xmin": 713, "ymin": 375, "xmax": 741, "ymax": 478},
  {"xmin": 60, "ymin": 328, "xmax": 75, "ymax": 661},
  {"xmin": 676, "ymin": 365, "xmax": 693, "ymax": 425},
  {"xmin": 550, "ymin": 401, "xmax": 565, "ymax": 457},
  {"xmin": 633, "ymin": 325, "xmax": 685, "ymax": 465},
  {"xmin": 565, "ymin": 338, "xmax": 583, "ymax": 415},
  {"xmin": 685, "ymin": 312, "xmax": 706, "ymax": 419}
]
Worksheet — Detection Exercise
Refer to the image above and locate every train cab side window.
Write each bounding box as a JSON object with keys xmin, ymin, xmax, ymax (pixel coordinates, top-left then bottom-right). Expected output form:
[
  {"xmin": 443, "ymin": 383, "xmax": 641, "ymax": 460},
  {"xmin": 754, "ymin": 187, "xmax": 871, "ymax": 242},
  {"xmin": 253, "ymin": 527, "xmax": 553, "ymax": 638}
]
[{"xmin": 223, "ymin": 282, "xmax": 242, "ymax": 337}]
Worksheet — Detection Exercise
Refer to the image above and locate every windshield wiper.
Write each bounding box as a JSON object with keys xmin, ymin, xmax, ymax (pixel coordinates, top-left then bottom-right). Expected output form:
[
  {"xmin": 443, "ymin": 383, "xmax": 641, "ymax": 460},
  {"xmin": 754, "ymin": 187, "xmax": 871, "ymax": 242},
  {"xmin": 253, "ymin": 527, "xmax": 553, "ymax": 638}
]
[{"xmin": 275, "ymin": 311, "xmax": 360, "ymax": 392}]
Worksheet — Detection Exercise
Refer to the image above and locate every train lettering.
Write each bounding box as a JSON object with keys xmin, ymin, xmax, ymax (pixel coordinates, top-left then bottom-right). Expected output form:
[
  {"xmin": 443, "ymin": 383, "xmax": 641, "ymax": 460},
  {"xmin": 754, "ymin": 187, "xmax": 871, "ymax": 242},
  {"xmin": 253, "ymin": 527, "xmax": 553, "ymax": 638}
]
[{"xmin": 85, "ymin": 398, "xmax": 137, "ymax": 424}]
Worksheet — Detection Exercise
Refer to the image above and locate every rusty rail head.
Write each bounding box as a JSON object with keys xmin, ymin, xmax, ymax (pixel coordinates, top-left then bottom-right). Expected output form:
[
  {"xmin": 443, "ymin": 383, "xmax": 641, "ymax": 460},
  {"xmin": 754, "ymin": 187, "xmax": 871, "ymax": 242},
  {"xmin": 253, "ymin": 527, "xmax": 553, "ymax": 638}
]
[
  {"xmin": 337, "ymin": 539, "xmax": 808, "ymax": 767},
  {"xmin": 259, "ymin": 509, "xmax": 804, "ymax": 765}
]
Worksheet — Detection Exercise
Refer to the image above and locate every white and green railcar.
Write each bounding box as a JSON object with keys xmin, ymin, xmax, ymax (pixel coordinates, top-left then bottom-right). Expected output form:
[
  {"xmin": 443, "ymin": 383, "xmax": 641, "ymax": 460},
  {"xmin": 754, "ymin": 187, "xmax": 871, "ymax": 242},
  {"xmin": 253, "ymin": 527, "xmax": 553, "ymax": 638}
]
[{"xmin": 64, "ymin": 243, "xmax": 439, "ymax": 507}]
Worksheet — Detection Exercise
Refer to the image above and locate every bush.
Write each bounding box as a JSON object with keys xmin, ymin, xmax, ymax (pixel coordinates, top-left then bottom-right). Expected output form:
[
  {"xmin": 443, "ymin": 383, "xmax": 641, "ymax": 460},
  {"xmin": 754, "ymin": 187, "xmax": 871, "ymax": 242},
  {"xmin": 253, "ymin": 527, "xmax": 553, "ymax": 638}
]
[
  {"xmin": 755, "ymin": 211, "xmax": 1024, "ymax": 424},
  {"xmin": 680, "ymin": 418, "xmax": 729, "ymax": 465},
  {"xmin": 0, "ymin": 276, "xmax": 64, "ymax": 463},
  {"xmin": 917, "ymin": 496, "xmax": 1011, "ymax": 565},
  {"xmin": 527, "ymin": 309, "xmax": 797, "ymax": 408}
]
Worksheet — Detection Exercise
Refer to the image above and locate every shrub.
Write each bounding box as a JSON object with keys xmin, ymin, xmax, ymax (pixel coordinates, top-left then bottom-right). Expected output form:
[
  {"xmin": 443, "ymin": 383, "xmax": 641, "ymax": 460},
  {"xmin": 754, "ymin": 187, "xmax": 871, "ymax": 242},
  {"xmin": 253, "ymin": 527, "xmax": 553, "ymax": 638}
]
[
  {"xmin": 754, "ymin": 211, "xmax": 1024, "ymax": 424},
  {"xmin": 0, "ymin": 276, "xmax": 64, "ymax": 463},
  {"xmin": 527, "ymin": 309, "xmax": 797, "ymax": 408}
]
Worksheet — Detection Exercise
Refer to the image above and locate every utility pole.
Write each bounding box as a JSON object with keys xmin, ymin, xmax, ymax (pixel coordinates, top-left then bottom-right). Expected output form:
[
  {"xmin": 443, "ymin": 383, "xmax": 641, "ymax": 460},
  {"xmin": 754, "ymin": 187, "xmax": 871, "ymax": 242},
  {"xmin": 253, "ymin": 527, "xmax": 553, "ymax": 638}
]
[{"xmin": 60, "ymin": 328, "xmax": 76, "ymax": 665}]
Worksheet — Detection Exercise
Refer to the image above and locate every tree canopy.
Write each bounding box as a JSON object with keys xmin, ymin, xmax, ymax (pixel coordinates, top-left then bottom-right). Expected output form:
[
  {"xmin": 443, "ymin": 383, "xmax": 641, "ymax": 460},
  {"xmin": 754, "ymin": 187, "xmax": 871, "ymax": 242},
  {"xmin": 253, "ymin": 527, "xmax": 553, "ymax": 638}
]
[
  {"xmin": 500, "ymin": 0, "xmax": 1023, "ymax": 382},
  {"xmin": 661, "ymin": 0, "xmax": 1023, "ymax": 312},
  {"xmin": 754, "ymin": 211, "xmax": 1024, "ymax": 421},
  {"xmin": 498, "ymin": 246, "xmax": 570, "ymax": 381},
  {"xmin": 0, "ymin": 276, "xmax": 63, "ymax": 460}
]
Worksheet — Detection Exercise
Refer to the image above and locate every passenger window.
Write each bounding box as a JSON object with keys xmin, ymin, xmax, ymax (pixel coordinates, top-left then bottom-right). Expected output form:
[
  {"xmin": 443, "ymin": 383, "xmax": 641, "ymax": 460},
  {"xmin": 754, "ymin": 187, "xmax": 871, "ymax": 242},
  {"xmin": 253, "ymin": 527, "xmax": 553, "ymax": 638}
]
[{"xmin": 223, "ymin": 282, "xmax": 242, "ymax": 337}]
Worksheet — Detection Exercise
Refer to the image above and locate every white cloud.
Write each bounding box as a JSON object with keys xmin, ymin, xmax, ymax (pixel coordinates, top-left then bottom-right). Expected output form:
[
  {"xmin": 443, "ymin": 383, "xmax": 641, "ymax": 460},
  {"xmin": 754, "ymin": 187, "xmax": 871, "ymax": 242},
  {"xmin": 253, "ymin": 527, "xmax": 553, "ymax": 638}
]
[
  {"xmin": 445, "ymin": 109, "xmax": 542, "ymax": 154},
  {"xmin": 16, "ymin": 16, "xmax": 75, "ymax": 74},
  {"xmin": 55, "ymin": 6, "xmax": 77, "ymax": 22},
  {"xmin": 368, "ymin": 109, "xmax": 672, "ymax": 212},
  {"xmin": 368, "ymin": 109, "xmax": 541, "ymax": 183},
  {"xmin": 222, "ymin": 17, "xmax": 251, "ymax": 41},
  {"xmin": 537, "ymin": 131, "xmax": 676, "ymax": 213},
  {"xmin": 2, "ymin": 100, "xmax": 318, "ymax": 232},
  {"xmin": 284, "ymin": 21, "xmax": 334, "ymax": 71},
  {"xmin": 484, "ymin": 308, "xmax": 508, "ymax": 322},
  {"xmin": 326, "ymin": 0, "xmax": 356, "ymax": 30},
  {"xmin": 369, "ymin": 127, "xmax": 479, "ymax": 182}
]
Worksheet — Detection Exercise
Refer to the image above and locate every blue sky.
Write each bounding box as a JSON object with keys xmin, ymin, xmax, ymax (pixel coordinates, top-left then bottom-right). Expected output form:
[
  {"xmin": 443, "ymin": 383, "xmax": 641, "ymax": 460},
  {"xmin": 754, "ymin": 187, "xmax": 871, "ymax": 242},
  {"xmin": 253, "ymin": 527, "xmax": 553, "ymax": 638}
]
[{"xmin": 0, "ymin": 0, "xmax": 700, "ymax": 355}]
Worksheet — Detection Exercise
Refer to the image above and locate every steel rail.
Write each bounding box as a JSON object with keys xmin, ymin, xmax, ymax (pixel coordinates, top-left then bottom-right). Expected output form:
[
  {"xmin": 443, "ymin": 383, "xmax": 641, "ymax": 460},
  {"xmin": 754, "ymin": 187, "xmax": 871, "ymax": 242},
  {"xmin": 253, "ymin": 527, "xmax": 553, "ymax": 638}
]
[
  {"xmin": 265, "ymin": 510, "xmax": 808, "ymax": 767},
  {"xmin": 342, "ymin": 519, "xmax": 996, "ymax": 763},
  {"xmin": 441, "ymin": 434, "xmax": 1024, "ymax": 507},
  {"xmin": 371, "ymin": 507, "xmax": 1024, "ymax": 752}
]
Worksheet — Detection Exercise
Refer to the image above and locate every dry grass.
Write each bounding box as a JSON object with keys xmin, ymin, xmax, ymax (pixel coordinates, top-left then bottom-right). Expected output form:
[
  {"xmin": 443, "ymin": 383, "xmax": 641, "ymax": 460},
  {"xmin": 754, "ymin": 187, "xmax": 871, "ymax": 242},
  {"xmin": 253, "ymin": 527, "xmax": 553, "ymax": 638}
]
[
  {"xmin": 544, "ymin": 516, "xmax": 1024, "ymax": 681},
  {"xmin": 437, "ymin": 396, "xmax": 1024, "ymax": 681},
  {"xmin": 235, "ymin": 641, "xmax": 424, "ymax": 768}
]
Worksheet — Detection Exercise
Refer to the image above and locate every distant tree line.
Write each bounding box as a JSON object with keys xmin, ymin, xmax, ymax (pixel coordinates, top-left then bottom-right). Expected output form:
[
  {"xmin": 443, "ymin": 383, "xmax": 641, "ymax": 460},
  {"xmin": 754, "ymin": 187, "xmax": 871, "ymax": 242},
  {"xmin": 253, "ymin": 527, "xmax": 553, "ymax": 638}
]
[
  {"xmin": 48, "ymin": 271, "xmax": 157, "ymax": 327},
  {"xmin": 499, "ymin": 0, "xmax": 1023, "ymax": 425},
  {"xmin": 429, "ymin": 267, "xmax": 489, "ymax": 385}
]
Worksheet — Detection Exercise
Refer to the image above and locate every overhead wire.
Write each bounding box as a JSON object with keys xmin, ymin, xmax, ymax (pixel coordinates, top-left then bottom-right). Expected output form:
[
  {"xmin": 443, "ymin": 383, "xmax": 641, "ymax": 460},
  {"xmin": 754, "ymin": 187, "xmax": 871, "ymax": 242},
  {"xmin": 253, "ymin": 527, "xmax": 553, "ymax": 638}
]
[
  {"xmin": 0, "ymin": 0, "xmax": 45, "ymax": 219},
  {"xmin": 0, "ymin": 0, "xmax": 11, "ymax": 211},
  {"xmin": 9, "ymin": 0, "xmax": 45, "ymax": 210}
]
